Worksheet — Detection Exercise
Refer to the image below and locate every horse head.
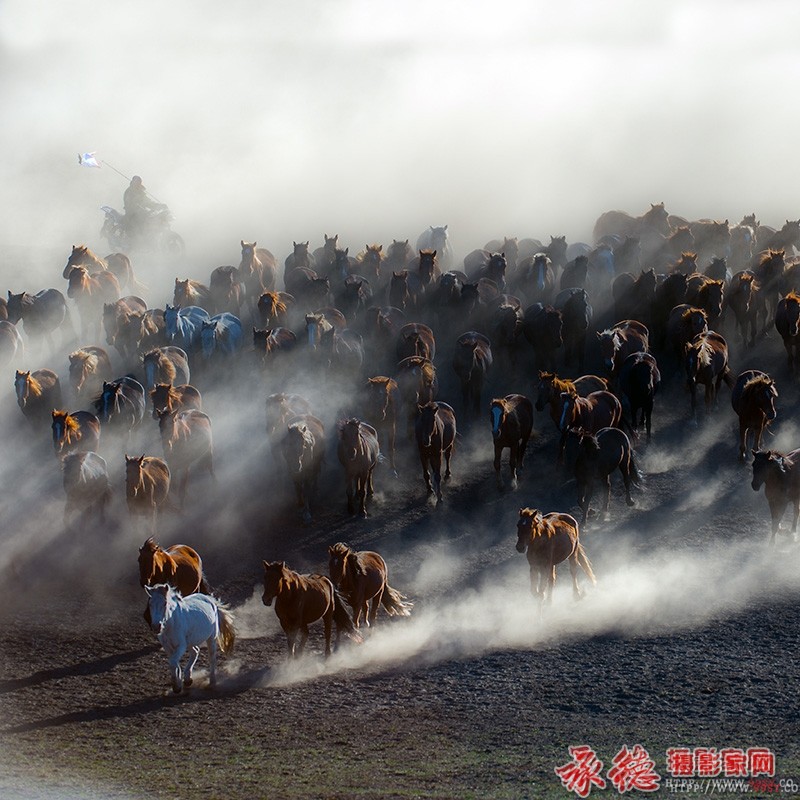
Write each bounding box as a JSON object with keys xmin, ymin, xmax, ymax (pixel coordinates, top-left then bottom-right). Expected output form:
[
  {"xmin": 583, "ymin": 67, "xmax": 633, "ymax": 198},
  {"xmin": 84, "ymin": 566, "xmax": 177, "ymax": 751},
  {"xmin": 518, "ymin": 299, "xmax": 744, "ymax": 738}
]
[
  {"xmin": 328, "ymin": 543, "xmax": 351, "ymax": 589},
  {"xmin": 416, "ymin": 402, "xmax": 439, "ymax": 447},
  {"xmin": 66, "ymin": 265, "xmax": 88, "ymax": 297},
  {"xmin": 144, "ymin": 583, "xmax": 171, "ymax": 635},
  {"xmin": 138, "ymin": 536, "xmax": 161, "ymax": 586},
  {"xmin": 338, "ymin": 418, "xmax": 362, "ymax": 461},
  {"xmin": 490, "ymin": 398, "xmax": 507, "ymax": 439},
  {"xmin": 125, "ymin": 454, "xmax": 147, "ymax": 497},
  {"xmin": 558, "ymin": 390, "xmax": 579, "ymax": 432},
  {"xmin": 261, "ymin": 560, "xmax": 287, "ymax": 606},
  {"xmin": 751, "ymin": 450, "xmax": 784, "ymax": 491},
  {"xmin": 418, "ymin": 250, "xmax": 438, "ymax": 285},
  {"xmin": 516, "ymin": 508, "xmax": 544, "ymax": 552},
  {"xmin": 14, "ymin": 370, "xmax": 30, "ymax": 409},
  {"xmin": 535, "ymin": 371, "xmax": 556, "ymax": 412}
]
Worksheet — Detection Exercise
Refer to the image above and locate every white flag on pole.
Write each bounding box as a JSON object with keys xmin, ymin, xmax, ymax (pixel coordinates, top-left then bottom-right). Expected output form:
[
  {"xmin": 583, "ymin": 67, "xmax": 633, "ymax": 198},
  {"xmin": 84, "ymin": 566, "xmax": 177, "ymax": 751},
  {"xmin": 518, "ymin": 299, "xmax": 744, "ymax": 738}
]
[{"xmin": 78, "ymin": 152, "xmax": 101, "ymax": 168}]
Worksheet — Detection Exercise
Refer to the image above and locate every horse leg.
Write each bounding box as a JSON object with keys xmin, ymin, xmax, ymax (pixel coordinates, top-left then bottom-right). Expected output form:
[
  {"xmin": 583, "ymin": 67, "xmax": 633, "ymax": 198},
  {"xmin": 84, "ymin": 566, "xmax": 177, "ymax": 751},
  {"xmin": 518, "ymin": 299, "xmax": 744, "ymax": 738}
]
[
  {"xmin": 738, "ymin": 420, "xmax": 748, "ymax": 461},
  {"xmin": 323, "ymin": 611, "xmax": 333, "ymax": 657},
  {"xmin": 622, "ymin": 462, "xmax": 635, "ymax": 507},
  {"xmin": 285, "ymin": 628, "xmax": 297, "ymax": 658},
  {"xmin": 769, "ymin": 498, "xmax": 788, "ymax": 545},
  {"xmin": 509, "ymin": 442, "xmax": 519, "ymax": 490},
  {"xmin": 494, "ymin": 443, "xmax": 503, "ymax": 490},
  {"xmin": 168, "ymin": 646, "xmax": 185, "ymax": 693},
  {"xmin": 369, "ymin": 589, "xmax": 383, "ymax": 627},
  {"xmin": 183, "ymin": 645, "xmax": 201, "ymax": 687},
  {"xmin": 297, "ymin": 624, "xmax": 309, "ymax": 656},
  {"xmin": 603, "ymin": 475, "xmax": 612, "ymax": 518},
  {"xmin": 357, "ymin": 474, "xmax": 368, "ymax": 518},
  {"xmin": 444, "ymin": 444, "xmax": 453, "ymax": 480},
  {"xmin": 569, "ymin": 554, "xmax": 583, "ymax": 600},
  {"xmin": 546, "ymin": 564, "xmax": 557, "ymax": 605},
  {"xmin": 644, "ymin": 399, "xmax": 653, "ymax": 441},
  {"xmin": 420, "ymin": 451, "xmax": 433, "ymax": 495},
  {"xmin": 431, "ymin": 451, "xmax": 443, "ymax": 503}
]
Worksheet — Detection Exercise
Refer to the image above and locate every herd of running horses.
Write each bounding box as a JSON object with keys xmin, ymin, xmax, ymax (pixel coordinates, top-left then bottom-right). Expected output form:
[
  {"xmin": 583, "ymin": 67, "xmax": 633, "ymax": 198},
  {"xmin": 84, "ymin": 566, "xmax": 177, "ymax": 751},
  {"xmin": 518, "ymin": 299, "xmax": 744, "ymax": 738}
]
[{"xmin": 3, "ymin": 207, "xmax": 800, "ymax": 690}]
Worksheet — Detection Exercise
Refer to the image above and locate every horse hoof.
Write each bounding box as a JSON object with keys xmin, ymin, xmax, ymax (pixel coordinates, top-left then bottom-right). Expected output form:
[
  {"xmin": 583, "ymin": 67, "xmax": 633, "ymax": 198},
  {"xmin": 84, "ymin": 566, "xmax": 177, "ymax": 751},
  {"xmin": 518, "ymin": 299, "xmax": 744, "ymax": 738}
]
[
  {"xmin": 183, "ymin": 677, "xmax": 193, "ymax": 687},
  {"xmin": 172, "ymin": 685, "xmax": 182, "ymax": 694},
  {"xmin": 360, "ymin": 510, "xmax": 368, "ymax": 519},
  {"xmin": 510, "ymin": 479, "xmax": 518, "ymax": 491},
  {"xmin": 626, "ymin": 498, "xmax": 636, "ymax": 507}
]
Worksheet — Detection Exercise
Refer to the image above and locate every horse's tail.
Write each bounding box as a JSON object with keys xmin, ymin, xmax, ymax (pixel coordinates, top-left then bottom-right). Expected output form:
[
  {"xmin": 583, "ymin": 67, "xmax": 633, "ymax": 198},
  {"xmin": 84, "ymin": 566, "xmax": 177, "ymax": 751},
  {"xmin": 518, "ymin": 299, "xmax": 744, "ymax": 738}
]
[
  {"xmin": 617, "ymin": 411, "xmax": 639, "ymax": 444},
  {"xmin": 381, "ymin": 584, "xmax": 413, "ymax": 617},
  {"xmin": 215, "ymin": 601, "xmax": 236, "ymax": 655},
  {"xmin": 722, "ymin": 367, "xmax": 735, "ymax": 389},
  {"xmin": 575, "ymin": 542, "xmax": 597, "ymax": 586},
  {"xmin": 332, "ymin": 589, "xmax": 363, "ymax": 643}
]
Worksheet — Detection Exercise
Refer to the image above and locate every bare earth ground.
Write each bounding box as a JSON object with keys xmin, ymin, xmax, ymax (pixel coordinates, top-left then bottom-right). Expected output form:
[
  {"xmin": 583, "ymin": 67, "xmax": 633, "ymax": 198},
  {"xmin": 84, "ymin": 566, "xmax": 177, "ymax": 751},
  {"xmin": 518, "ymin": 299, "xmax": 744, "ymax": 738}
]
[{"xmin": 2, "ymin": 305, "xmax": 800, "ymax": 800}]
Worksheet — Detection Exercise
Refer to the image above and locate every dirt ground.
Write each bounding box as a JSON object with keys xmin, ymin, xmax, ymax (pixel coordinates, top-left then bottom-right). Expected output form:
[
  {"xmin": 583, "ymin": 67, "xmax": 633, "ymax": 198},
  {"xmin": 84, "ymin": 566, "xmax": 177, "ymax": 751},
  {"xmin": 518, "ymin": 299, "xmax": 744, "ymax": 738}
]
[{"xmin": 2, "ymin": 288, "xmax": 800, "ymax": 800}]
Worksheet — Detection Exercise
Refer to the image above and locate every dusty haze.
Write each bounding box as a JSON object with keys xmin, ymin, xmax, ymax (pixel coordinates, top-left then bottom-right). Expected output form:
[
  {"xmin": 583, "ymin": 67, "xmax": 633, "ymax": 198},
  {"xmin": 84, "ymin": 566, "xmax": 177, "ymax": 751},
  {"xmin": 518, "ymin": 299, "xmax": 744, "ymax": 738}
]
[{"xmin": 2, "ymin": 0, "xmax": 799, "ymax": 273}]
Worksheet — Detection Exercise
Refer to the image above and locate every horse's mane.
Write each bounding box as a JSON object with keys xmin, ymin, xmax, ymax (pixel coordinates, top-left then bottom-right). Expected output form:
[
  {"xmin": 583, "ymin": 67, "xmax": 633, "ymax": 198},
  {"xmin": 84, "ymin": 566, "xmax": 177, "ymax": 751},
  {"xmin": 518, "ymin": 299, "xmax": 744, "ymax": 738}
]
[
  {"xmin": 543, "ymin": 373, "xmax": 574, "ymax": 394},
  {"xmin": 52, "ymin": 409, "xmax": 80, "ymax": 431},
  {"xmin": 73, "ymin": 244, "xmax": 106, "ymax": 268},
  {"xmin": 744, "ymin": 373, "xmax": 776, "ymax": 393},
  {"xmin": 518, "ymin": 508, "xmax": 555, "ymax": 538},
  {"xmin": 329, "ymin": 542, "xmax": 367, "ymax": 578},
  {"xmin": 70, "ymin": 349, "xmax": 99, "ymax": 370},
  {"xmin": 681, "ymin": 307, "xmax": 707, "ymax": 324},
  {"xmin": 261, "ymin": 291, "xmax": 286, "ymax": 315},
  {"xmin": 288, "ymin": 420, "xmax": 315, "ymax": 446},
  {"xmin": 690, "ymin": 337, "xmax": 714, "ymax": 367},
  {"xmin": 598, "ymin": 328, "xmax": 621, "ymax": 347},
  {"xmin": 357, "ymin": 244, "xmax": 382, "ymax": 262},
  {"xmin": 21, "ymin": 372, "xmax": 43, "ymax": 396},
  {"xmin": 760, "ymin": 249, "xmax": 785, "ymax": 266},
  {"xmin": 787, "ymin": 291, "xmax": 800, "ymax": 304},
  {"xmin": 144, "ymin": 349, "xmax": 176, "ymax": 383}
]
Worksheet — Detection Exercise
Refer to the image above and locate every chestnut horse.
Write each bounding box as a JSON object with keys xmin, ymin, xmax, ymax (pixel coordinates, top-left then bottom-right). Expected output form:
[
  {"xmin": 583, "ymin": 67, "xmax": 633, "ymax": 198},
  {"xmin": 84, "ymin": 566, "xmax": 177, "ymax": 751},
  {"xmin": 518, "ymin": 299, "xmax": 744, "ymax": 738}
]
[
  {"xmin": 731, "ymin": 370, "xmax": 778, "ymax": 461},
  {"xmin": 618, "ymin": 352, "xmax": 661, "ymax": 441},
  {"xmin": 281, "ymin": 414, "xmax": 326, "ymax": 523},
  {"xmin": 596, "ymin": 320, "xmax": 649, "ymax": 376},
  {"xmin": 775, "ymin": 291, "xmax": 800, "ymax": 373},
  {"xmin": 157, "ymin": 409, "xmax": 214, "ymax": 507},
  {"xmin": 490, "ymin": 394, "xmax": 533, "ymax": 490},
  {"xmin": 684, "ymin": 331, "xmax": 733, "ymax": 418},
  {"xmin": 68, "ymin": 347, "xmax": 113, "ymax": 405},
  {"xmin": 452, "ymin": 331, "xmax": 493, "ymax": 419},
  {"xmin": 364, "ymin": 376, "xmax": 401, "ymax": 474},
  {"xmin": 63, "ymin": 244, "xmax": 142, "ymax": 293},
  {"xmin": 149, "ymin": 382, "xmax": 202, "ymax": 420},
  {"xmin": 52, "ymin": 409, "xmax": 100, "ymax": 457},
  {"xmin": 336, "ymin": 418, "xmax": 380, "ymax": 518},
  {"xmin": 261, "ymin": 560, "xmax": 362, "ymax": 658},
  {"xmin": 328, "ymin": 542, "xmax": 413, "ymax": 628},
  {"xmin": 15, "ymin": 369, "xmax": 62, "ymax": 426},
  {"xmin": 265, "ymin": 393, "xmax": 313, "ymax": 457},
  {"xmin": 142, "ymin": 346, "xmax": 190, "ymax": 391},
  {"xmin": 125, "ymin": 454, "xmax": 171, "ymax": 533},
  {"xmin": 415, "ymin": 401, "xmax": 456, "ymax": 503},
  {"xmin": 751, "ymin": 449, "xmax": 800, "ymax": 545},
  {"xmin": 515, "ymin": 508, "xmax": 596, "ymax": 615},
  {"xmin": 173, "ymin": 278, "xmax": 212, "ymax": 309},
  {"xmin": 138, "ymin": 537, "xmax": 211, "ymax": 597},
  {"xmin": 66, "ymin": 265, "xmax": 121, "ymax": 339},
  {"xmin": 534, "ymin": 372, "xmax": 608, "ymax": 432},
  {"xmin": 103, "ymin": 296, "xmax": 147, "ymax": 358},
  {"xmin": 557, "ymin": 389, "xmax": 622, "ymax": 464}
]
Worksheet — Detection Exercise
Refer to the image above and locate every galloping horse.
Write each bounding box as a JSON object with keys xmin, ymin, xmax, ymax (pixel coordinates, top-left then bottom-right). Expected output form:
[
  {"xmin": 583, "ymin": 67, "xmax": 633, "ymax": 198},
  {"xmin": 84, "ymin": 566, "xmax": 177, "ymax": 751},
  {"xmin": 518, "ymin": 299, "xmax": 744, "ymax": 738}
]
[
  {"xmin": 336, "ymin": 418, "xmax": 380, "ymax": 517},
  {"xmin": 173, "ymin": 278, "xmax": 212, "ymax": 309},
  {"xmin": 515, "ymin": 508, "xmax": 596, "ymax": 615},
  {"xmin": 522, "ymin": 304, "xmax": 561, "ymax": 373},
  {"xmin": 363, "ymin": 376, "xmax": 401, "ymax": 474},
  {"xmin": 209, "ymin": 265, "xmax": 245, "ymax": 315},
  {"xmin": 61, "ymin": 451, "xmax": 110, "ymax": 526},
  {"xmin": 265, "ymin": 393, "xmax": 313, "ymax": 457},
  {"xmin": 555, "ymin": 288, "xmax": 593, "ymax": 370},
  {"xmin": 142, "ymin": 346, "xmax": 190, "ymax": 391},
  {"xmin": 158, "ymin": 409, "xmax": 214, "ymax": 507},
  {"xmin": 125, "ymin": 454, "xmax": 171, "ymax": 533},
  {"xmin": 138, "ymin": 537, "xmax": 210, "ymax": 597},
  {"xmin": 415, "ymin": 400, "xmax": 456, "ymax": 503},
  {"xmin": 6, "ymin": 289, "xmax": 71, "ymax": 353},
  {"xmin": 63, "ymin": 244, "xmax": 142, "ymax": 292},
  {"xmin": 52, "ymin": 409, "xmax": 100, "ymax": 457},
  {"xmin": 200, "ymin": 313, "xmax": 243, "ymax": 362},
  {"xmin": 751, "ymin": 449, "xmax": 800, "ymax": 545},
  {"xmin": 103, "ymin": 296, "xmax": 146, "ymax": 358},
  {"xmin": 94, "ymin": 376, "xmax": 146, "ymax": 433},
  {"xmin": 452, "ymin": 331, "xmax": 493, "ymax": 419},
  {"xmin": 68, "ymin": 347, "xmax": 113, "ymax": 404},
  {"xmin": 557, "ymin": 389, "xmax": 622, "ymax": 464},
  {"xmin": 15, "ymin": 369, "xmax": 62, "ymax": 426},
  {"xmin": 726, "ymin": 271, "xmax": 758, "ymax": 347},
  {"xmin": 416, "ymin": 225, "xmax": 453, "ymax": 270},
  {"xmin": 731, "ymin": 370, "xmax": 778, "ymax": 461},
  {"xmin": 328, "ymin": 542, "xmax": 412, "ymax": 628},
  {"xmin": 116, "ymin": 308, "xmax": 166, "ymax": 357},
  {"xmin": 684, "ymin": 331, "xmax": 733, "ymax": 418},
  {"xmin": 618, "ymin": 351, "xmax": 661, "ymax": 440},
  {"xmin": 239, "ymin": 240, "xmax": 277, "ymax": 296},
  {"xmin": 146, "ymin": 584, "xmax": 235, "ymax": 693},
  {"xmin": 261, "ymin": 560, "xmax": 362, "ymax": 658},
  {"xmin": 489, "ymin": 394, "xmax": 533, "ymax": 490},
  {"xmin": 150, "ymin": 382, "xmax": 202, "ymax": 419},
  {"xmin": 281, "ymin": 414, "xmax": 326, "ymax": 523},
  {"xmin": 257, "ymin": 291, "xmax": 295, "ymax": 330},
  {"xmin": 394, "ymin": 356, "xmax": 438, "ymax": 438},
  {"xmin": 396, "ymin": 322, "xmax": 436, "ymax": 363},
  {"xmin": 164, "ymin": 305, "xmax": 211, "ymax": 354},
  {"xmin": 535, "ymin": 372, "xmax": 608, "ymax": 432},
  {"xmin": 514, "ymin": 253, "xmax": 554, "ymax": 304},
  {"xmin": 574, "ymin": 429, "xmax": 638, "ymax": 524},
  {"xmin": 596, "ymin": 320, "xmax": 649, "ymax": 376},
  {"xmin": 66, "ymin": 266, "xmax": 121, "ymax": 339},
  {"xmin": 775, "ymin": 292, "xmax": 800, "ymax": 373}
]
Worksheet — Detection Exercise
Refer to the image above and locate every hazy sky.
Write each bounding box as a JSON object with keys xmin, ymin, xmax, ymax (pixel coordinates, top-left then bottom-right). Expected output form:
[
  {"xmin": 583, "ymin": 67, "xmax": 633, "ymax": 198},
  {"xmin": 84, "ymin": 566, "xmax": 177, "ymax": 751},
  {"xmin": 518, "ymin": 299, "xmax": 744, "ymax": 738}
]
[{"xmin": 2, "ymin": 0, "xmax": 799, "ymax": 266}]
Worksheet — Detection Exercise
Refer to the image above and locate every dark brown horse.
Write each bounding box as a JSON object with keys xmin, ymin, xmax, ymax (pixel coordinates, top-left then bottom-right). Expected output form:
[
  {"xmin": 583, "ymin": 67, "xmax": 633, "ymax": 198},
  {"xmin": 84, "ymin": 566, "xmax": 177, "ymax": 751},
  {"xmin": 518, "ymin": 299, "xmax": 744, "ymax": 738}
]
[
  {"xmin": 452, "ymin": 331, "xmax": 493, "ymax": 418},
  {"xmin": 103, "ymin": 296, "xmax": 147, "ymax": 359},
  {"xmin": 125, "ymin": 455, "xmax": 171, "ymax": 533},
  {"xmin": 489, "ymin": 394, "xmax": 533, "ymax": 490},
  {"xmin": 63, "ymin": 245, "xmax": 142, "ymax": 293},
  {"xmin": 157, "ymin": 409, "xmax": 214, "ymax": 508},
  {"xmin": 265, "ymin": 393, "xmax": 313, "ymax": 457},
  {"xmin": 139, "ymin": 537, "xmax": 210, "ymax": 597},
  {"xmin": 515, "ymin": 508, "xmax": 596, "ymax": 615},
  {"xmin": 396, "ymin": 322, "xmax": 436, "ymax": 363},
  {"xmin": 574, "ymin": 428, "xmax": 638, "ymax": 524},
  {"xmin": 173, "ymin": 278, "xmax": 212, "ymax": 309},
  {"xmin": 239, "ymin": 240, "xmax": 277, "ymax": 296},
  {"xmin": 328, "ymin": 542, "xmax": 412, "ymax": 628},
  {"xmin": 618, "ymin": 352, "xmax": 660, "ymax": 441},
  {"xmin": 336, "ymin": 418, "xmax": 380, "ymax": 517},
  {"xmin": 685, "ymin": 273, "xmax": 724, "ymax": 328},
  {"xmin": 281, "ymin": 414, "xmax": 326, "ymax": 523},
  {"xmin": 142, "ymin": 346, "xmax": 190, "ymax": 391},
  {"xmin": 52, "ymin": 409, "xmax": 100, "ymax": 457},
  {"xmin": 15, "ymin": 369, "xmax": 62, "ymax": 426},
  {"xmin": 557, "ymin": 389, "xmax": 622, "ymax": 463},
  {"xmin": 363, "ymin": 376, "xmax": 401, "ymax": 474},
  {"xmin": 66, "ymin": 265, "xmax": 121, "ymax": 339},
  {"xmin": 612, "ymin": 268, "xmax": 657, "ymax": 324},
  {"xmin": 257, "ymin": 291, "xmax": 295, "ymax": 330},
  {"xmin": 666, "ymin": 304, "xmax": 708, "ymax": 359},
  {"xmin": 535, "ymin": 372, "xmax": 607, "ymax": 432},
  {"xmin": 596, "ymin": 320, "xmax": 649, "ymax": 376},
  {"xmin": 415, "ymin": 401, "xmax": 456, "ymax": 504},
  {"xmin": 283, "ymin": 241, "xmax": 316, "ymax": 279},
  {"xmin": 209, "ymin": 265, "xmax": 244, "ymax": 315},
  {"xmin": 522, "ymin": 304, "xmax": 561, "ymax": 373},
  {"xmin": 261, "ymin": 561, "xmax": 362, "ymax": 657},
  {"xmin": 751, "ymin": 449, "xmax": 800, "ymax": 545},
  {"xmin": 731, "ymin": 370, "xmax": 778, "ymax": 461},
  {"xmin": 684, "ymin": 331, "xmax": 733, "ymax": 418},
  {"xmin": 394, "ymin": 356, "xmax": 438, "ymax": 438},
  {"xmin": 150, "ymin": 382, "xmax": 202, "ymax": 419},
  {"xmin": 775, "ymin": 291, "xmax": 800, "ymax": 373},
  {"xmin": 7, "ymin": 289, "xmax": 71, "ymax": 353},
  {"xmin": 726, "ymin": 270, "xmax": 758, "ymax": 347}
]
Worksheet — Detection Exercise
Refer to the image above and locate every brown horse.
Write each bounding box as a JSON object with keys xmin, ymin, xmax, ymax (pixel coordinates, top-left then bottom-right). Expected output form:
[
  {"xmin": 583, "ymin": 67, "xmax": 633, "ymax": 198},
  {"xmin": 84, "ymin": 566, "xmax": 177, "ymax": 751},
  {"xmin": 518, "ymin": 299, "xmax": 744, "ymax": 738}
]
[
  {"xmin": 336, "ymin": 418, "xmax": 380, "ymax": 517},
  {"xmin": 363, "ymin": 376, "xmax": 401, "ymax": 474},
  {"xmin": 150, "ymin": 382, "xmax": 202, "ymax": 420},
  {"xmin": 157, "ymin": 409, "xmax": 214, "ymax": 508},
  {"xmin": 265, "ymin": 393, "xmax": 313, "ymax": 457},
  {"xmin": 15, "ymin": 369, "xmax": 62, "ymax": 426},
  {"xmin": 209, "ymin": 265, "xmax": 244, "ymax": 315},
  {"xmin": 142, "ymin": 346, "xmax": 191, "ymax": 391},
  {"xmin": 173, "ymin": 278, "xmax": 212, "ymax": 309},
  {"xmin": 51, "ymin": 409, "xmax": 100, "ymax": 457},
  {"xmin": 63, "ymin": 245, "xmax": 142, "ymax": 293},
  {"xmin": 394, "ymin": 356, "xmax": 439, "ymax": 439},
  {"xmin": 396, "ymin": 322, "xmax": 436, "ymax": 362},
  {"xmin": 125, "ymin": 455, "xmax": 171, "ymax": 532},
  {"xmin": 103, "ymin": 296, "xmax": 147, "ymax": 359},
  {"xmin": 618, "ymin": 352, "xmax": 660, "ymax": 441},
  {"xmin": 596, "ymin": 320, "xmax": 649, "ymax": 375},
  {"xmin": 726, "ymin": 271, "xmax": 758, "ymax": 347},
  {"xmin": 557, "ymin": 389, "xmax": 622, "ymax": 464},
  {"xmin": 61, "ymin": 451, "xmax": 111, "ymax": 526},
  {"xmin": 775, "ymin": 291, "xmax": 800, "ymax": 373},
  {"xmin": 240, "ymin": 240, "xmax": 277, "ymax": 296},
  {"xmin": 751, "ymin": 449, "xmax": 800, "ymax": 545},
  {"xmin": 68, "ymin": 347, "xmax": 113, "ymax": 404},
  {"xmin": 281, "ymin": 414, "xmax": 326, "ymax": 523},
  {"xmin": 328, "ymin": 542, "xmax": 412, "ymax": 628},
  {"xmin": 452, "ymin": 331, "xmax": 493, "ymax": 418},
  {"xmin": 684, "ymin": 331, "xmax": 733, "ymax": 418},
  {"xmin": 257, "ymin": 291, "xmax": 295, "ymax": 329},
  {"xmin": 666, "ymin": 304, "xmax": 708, "ymax": 358},
  {"xmin": 574, "ymin": 428, "xmax": 638, "ymax": 524},
  {"xmin": 261, "ymin": 561, "xmax": 362, "ymax": 658},
  {"xmin": 489, "ymin": 394, "xmax": 534, "ymax": 490},
  {"xmin": 66, "ymin": 266, "xmax": 121, "ymax": 339},
  {"xmin": 116, "ymin": 308, "xmax": 166, "ymax": 357},
  {"xmin": 138, "ymin": 537, "xmax": 210, "ymax": 596},
  {"xmin": 731, "ymin": 370, "xmax": 778, "ymax": 461},
  {"xmin": 685, "ymin": 273, "xmax": 724, "ymax": 327},
  {"xmin": 515, "ymin": 508, "xmax": 596, "ymax": 614},
  {"xmin": 534, "ymin": 372, "xmax": 608, "ymax": 431},
  {"xmin": 415, "ymin": 401, "xmax": 456, "ymax": 503}
]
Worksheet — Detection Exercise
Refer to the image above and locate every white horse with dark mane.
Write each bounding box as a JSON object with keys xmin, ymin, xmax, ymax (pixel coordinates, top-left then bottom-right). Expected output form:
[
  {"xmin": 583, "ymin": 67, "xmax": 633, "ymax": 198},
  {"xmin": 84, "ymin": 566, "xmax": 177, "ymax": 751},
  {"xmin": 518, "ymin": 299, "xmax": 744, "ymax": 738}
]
[
  {"xmin": 416, "ymin": 225, "xmax": 454, "ymax": 270},
  {"xmin": 146, "ymin": 583, "xmax": 235, "ymax": 694}
]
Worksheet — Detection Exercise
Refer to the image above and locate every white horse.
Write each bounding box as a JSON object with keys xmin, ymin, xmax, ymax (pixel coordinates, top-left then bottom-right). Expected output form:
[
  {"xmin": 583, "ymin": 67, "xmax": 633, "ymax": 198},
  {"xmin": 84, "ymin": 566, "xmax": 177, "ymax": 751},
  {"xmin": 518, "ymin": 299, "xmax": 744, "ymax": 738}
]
[{"xmin": 146, "ymin": 584, "xmax": 235, "ymax": 694}]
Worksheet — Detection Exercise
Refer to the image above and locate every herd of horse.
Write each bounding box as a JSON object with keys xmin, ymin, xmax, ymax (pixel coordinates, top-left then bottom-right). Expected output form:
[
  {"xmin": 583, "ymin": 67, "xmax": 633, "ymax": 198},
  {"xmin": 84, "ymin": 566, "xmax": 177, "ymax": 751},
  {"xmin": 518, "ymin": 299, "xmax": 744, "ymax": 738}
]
[{"xmin": 4, "ymin": 208, "xmax": 800, "ymax": 690}]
